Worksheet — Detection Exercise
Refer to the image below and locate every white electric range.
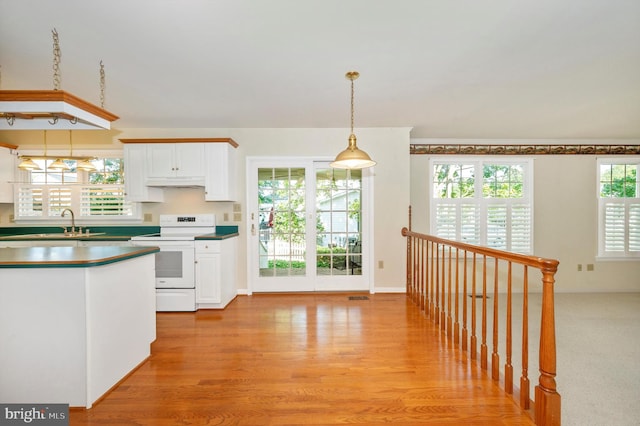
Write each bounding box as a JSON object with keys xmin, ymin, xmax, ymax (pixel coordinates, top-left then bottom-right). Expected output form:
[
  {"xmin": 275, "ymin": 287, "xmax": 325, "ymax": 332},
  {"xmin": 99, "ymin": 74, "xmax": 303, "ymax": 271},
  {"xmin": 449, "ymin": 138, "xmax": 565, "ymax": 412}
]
[{"xmin": 130, "ymin": 214, "xmax": 216, "ymax": 311}]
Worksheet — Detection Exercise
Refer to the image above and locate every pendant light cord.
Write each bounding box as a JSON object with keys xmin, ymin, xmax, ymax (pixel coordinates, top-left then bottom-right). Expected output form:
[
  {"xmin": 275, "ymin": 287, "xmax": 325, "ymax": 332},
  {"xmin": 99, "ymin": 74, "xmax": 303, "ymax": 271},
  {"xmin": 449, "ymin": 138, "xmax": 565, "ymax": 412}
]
[{"xmin": 350, "ymin": 77, "xmax": 355, "ymax": 134}]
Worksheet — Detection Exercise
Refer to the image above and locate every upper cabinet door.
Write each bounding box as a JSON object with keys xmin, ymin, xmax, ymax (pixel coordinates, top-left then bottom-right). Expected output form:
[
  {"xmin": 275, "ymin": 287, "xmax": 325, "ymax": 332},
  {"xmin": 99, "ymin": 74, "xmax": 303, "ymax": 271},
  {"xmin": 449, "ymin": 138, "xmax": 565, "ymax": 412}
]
[
  {"xmin": 0, "ymin": 145, "xmax": 16, "ymax": 203},
  {"xmin": 147, "ymin": 143, "xmax": 205, "ymax": 180},
  {"xmin": 147, "ymin": 144, "xmax": 177, "ymax": 179},
  {"xmin": 123, "ymin": 144, "xmax": 164, "ymax": 202},
  {"xmin": 204, "ymin": 143, "xmax": 237, "ymax": 201},
  {"xmin": 175, "ymin": 143, "xmax": 205, "ymax": 178}
]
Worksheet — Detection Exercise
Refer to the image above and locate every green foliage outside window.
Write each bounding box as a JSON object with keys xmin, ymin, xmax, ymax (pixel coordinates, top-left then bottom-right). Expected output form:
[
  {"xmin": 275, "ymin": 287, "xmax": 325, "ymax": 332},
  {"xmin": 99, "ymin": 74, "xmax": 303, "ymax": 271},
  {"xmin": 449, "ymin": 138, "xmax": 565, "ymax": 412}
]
[{"xmin": 600, "ymin": 164, "xmax": 637, "ymax": 198}]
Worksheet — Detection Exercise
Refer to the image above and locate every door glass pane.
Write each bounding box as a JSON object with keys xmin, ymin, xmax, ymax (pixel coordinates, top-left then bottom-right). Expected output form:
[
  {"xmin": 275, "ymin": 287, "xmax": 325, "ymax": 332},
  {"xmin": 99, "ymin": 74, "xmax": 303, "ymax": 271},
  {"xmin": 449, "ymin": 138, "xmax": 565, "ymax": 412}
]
[
  {"xmin": 258, "ymin": 168, "xmax": 306, "ymax": 277},
  {"xmin": 316, "ymin": 168, "xmax": 362, "ymax": 276}
]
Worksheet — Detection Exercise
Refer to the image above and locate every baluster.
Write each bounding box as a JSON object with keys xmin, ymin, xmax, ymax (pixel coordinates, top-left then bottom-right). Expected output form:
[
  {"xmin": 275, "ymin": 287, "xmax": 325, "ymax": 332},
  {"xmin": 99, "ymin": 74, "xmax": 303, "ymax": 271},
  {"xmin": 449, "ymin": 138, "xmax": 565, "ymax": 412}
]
[
  {"xmin": 492, "ymin": 257, "xmax": 500, "ymax": 381},
  {"xmin": 505, "ymin": 261, "xmax": 513, "ymax": 394},
  {"xmin": 521, "ymin": 265, "xmax": 530, "ymax": 409},
  {"xmin": 407, "ymin": 208, "xmax": 412, "ymax": 300},
  {"xmin": 481, "ymin": 255, "xmax": 488, "ymax": 370},
  {"xmin": 470, "ymin": 253, "xmax": 477, "ymax": 360},
  {"xmin": 423, "ymin": 238, "xmax": 429, "ymax": 313},
  {"xmin": 462, "ymin": 250, "xmax": 468, "ymax": 352},
  {"xmin": 416, "ymin": 238, "xmax": 421, "ymax": 309},
  {"xmin": 447, "ymin": 246, "xmax": 452, "ymax": 338},
  {"xmin": 441, "ymin": 245, "xmax": 446, "ymax": 331},
  {"xmin": 454, "ymin": 248, "xmax": 460, "ymax": 345},
  {"xmin": 434, "ymin": 243, "xmax": 440, "ymax": 325},
  {"xmin": 429, "ymin": 241, "xmax": 435, "ymax": 319},
  {"xmin": 535, "ymin": 261, "xmax": 561, "ymax": 425}
]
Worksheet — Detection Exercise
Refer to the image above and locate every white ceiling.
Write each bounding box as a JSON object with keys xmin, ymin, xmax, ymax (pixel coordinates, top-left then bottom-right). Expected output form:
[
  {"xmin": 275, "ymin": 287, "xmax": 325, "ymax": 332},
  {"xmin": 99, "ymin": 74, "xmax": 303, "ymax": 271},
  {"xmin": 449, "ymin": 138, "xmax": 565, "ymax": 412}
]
[{"xmin": 1, "ymin": 0, "xmax": 639, "ymax": 139}]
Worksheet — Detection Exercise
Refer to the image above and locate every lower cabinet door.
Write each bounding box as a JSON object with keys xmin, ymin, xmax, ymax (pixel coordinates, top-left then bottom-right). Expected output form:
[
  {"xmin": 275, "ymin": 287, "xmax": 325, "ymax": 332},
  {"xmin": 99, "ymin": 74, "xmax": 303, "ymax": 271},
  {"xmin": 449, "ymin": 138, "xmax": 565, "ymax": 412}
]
[{"xmin": 195, "ymin": 251, "xmax": 221, "ymax": 304}]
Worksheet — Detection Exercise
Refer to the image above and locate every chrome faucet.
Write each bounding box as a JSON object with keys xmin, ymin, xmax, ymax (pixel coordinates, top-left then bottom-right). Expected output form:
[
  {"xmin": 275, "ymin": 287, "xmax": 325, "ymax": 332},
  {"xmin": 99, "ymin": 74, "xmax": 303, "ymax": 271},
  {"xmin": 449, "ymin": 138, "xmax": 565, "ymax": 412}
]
[{"xmin": 61, "ymin": 208, "xmax": 76, "ymax": 235}]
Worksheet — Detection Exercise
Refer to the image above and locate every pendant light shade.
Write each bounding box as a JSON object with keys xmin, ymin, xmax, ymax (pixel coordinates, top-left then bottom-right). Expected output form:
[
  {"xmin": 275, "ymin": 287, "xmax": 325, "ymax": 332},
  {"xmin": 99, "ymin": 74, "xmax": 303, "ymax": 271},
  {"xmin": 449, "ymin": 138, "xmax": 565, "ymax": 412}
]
[
  {"xmin": 77, "ymin": 159, "xmax": 96, "ymax": 171},
  {"xmin": 48, "ymin": 158, "xmax": 70, "ymax": 171},
  {"xmin": 18, "ymin": 157, "xmax": 41, "ymax": 171},
  {"xmin": 331, "ymin": 134, "xmax": 376, "ymax": 169},
  {"xmin": 330, "ymin": 71, "xmax": 376, "ymax": 169}
]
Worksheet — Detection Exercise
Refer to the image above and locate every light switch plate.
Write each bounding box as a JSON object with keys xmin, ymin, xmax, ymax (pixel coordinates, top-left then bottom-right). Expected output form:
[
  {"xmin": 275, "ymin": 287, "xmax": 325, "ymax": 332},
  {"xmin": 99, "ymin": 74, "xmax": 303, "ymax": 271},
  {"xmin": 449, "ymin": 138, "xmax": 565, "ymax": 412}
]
[
  {"xmin": 143, "ymin": 213, "xmax": 152, "ymax": 223},
  {"xmin": 233, "ymin": 203, "xmax": 241, "ymax": 212}
]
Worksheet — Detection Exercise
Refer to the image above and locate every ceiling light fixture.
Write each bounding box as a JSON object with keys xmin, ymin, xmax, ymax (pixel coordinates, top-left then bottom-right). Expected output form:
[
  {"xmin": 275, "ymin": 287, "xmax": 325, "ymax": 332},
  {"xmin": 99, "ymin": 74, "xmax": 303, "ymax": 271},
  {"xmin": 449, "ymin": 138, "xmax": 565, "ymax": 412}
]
[
  {"xmin": 18, "ymin": 129, "xmax": 98, "ymax": 171},
  {"xmin": 0, "ymin": 29, "xmax": 118, "ymax": 130},
  {"xmin": 330, "ymin": 71, "xmax": 376, "ymax": 169},
  {"xmin": 17, "ymin": 157, "xmax": 41, "ymax": 171},
  {"xmin": 76, "ymin": 158, "xmax": 96, "ymax": 172}
]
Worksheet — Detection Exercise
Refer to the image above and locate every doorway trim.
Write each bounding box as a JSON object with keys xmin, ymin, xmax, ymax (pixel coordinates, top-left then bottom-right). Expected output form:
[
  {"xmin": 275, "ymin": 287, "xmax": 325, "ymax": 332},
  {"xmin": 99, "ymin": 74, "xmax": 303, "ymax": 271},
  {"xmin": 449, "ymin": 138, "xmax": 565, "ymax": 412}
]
[{"xmin": 245, "ymin": 156, "xmax": 374, "ymax": 295}]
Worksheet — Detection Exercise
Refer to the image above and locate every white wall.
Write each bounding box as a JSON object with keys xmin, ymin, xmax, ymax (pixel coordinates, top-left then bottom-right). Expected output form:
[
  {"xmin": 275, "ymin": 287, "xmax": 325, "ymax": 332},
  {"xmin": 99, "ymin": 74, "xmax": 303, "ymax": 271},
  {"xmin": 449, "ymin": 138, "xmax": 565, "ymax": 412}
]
[
  {"xmin": 410, "ymin": 139, "xmax": 640, "ymax": 293},
  {"xmin": 6, "ymin": 130, "xmax": 638, "ymax": 293},
  {"xmin": 0, "ymin": 127, "xmax": 412, "ymax": 293}
]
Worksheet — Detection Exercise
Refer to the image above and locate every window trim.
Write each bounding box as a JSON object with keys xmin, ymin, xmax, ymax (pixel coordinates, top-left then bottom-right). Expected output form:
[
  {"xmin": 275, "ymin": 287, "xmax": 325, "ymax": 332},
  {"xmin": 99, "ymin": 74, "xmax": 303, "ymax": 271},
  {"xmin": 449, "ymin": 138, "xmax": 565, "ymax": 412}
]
[
  {"xmin": 13, "ymin": 151, "xmax": 141, "ymax": 224},
  {"xmin": 428, "ymin": 157, "xmax": 534, "ymax": 254},
  {"xmin": 596, "ymin": 157, "xmax": 640, "ymax": 260}
]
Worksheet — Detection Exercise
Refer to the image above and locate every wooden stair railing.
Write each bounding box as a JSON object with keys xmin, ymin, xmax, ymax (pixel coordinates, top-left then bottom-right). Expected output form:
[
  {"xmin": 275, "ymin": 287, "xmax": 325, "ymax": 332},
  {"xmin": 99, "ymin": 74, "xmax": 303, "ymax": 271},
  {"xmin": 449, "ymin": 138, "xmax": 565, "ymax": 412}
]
[{"xmin": 402, "ymin": 226, "xmax": 561, "ymax": 426}]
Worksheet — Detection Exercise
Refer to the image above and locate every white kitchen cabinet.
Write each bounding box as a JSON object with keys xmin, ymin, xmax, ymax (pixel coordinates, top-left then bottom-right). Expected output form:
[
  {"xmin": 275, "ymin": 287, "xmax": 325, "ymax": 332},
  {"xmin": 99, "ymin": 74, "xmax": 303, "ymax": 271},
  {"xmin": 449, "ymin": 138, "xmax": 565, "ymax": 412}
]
[
  {"xmin": 195, "ymin": 238, "xmax": 237, "ymax": 309},
  {"xmin": 0, "ymin": 143, "xmax": 17, "ymax": 203},
  {"xmin": 120, "ymin": 138, "xmax": 237, "ymax": 201},
  {"xmin": 123, "ymin": 144, "xmax": 164, "ymax": 202},
  {"xmin": 204, "ymin": 142, "xmax": 237, "ymax": 201},
  {"xmin": 146, "ymin": 143, "xmax": 205, "ymax": 185}
]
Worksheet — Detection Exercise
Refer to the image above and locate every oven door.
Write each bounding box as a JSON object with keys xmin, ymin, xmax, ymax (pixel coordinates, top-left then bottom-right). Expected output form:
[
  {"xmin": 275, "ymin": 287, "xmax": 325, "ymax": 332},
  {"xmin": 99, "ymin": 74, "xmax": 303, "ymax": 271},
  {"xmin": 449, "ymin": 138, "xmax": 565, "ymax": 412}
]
[{"xmin": 131, "ymin": 240, "xmax": 195, "ymax": 288}]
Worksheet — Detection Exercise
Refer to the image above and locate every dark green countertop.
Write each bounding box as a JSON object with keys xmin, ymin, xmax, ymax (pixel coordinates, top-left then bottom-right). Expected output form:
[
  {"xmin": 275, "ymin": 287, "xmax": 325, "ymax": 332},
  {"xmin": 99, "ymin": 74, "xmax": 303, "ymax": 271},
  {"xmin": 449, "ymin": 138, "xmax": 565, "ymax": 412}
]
[
  {"xmin": 0, "ymin": 226, "xmax": 239, "ymax": 241},
  {"xmin": 0, "ymin": 246, "xmax": 160, "ymax": 268}
]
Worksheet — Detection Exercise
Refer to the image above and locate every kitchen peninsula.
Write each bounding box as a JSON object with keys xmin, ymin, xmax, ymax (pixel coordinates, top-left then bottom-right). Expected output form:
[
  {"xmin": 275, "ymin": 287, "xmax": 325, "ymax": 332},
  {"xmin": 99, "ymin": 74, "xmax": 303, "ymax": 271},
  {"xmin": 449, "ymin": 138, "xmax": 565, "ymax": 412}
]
[{"xmin": 0, "ymin": 245, "xmax": 159, "ymax": 408}]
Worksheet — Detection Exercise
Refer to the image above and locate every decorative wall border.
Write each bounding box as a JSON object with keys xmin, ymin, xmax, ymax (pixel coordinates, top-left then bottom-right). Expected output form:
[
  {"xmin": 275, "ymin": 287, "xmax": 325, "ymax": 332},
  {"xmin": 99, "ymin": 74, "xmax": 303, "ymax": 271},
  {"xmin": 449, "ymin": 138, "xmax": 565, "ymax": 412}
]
[{"xmin": 410, "ymin": 144, "xmax": 640, "ymax": 155}]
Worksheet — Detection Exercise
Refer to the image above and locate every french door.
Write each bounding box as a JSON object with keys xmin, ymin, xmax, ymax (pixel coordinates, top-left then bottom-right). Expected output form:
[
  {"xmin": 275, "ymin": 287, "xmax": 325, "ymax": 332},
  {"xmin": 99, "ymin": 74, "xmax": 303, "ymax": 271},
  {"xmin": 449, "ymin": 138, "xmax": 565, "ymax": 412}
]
[{"xmin": 247, "ymin": 158, "xmax": 372, "ymax": 293}]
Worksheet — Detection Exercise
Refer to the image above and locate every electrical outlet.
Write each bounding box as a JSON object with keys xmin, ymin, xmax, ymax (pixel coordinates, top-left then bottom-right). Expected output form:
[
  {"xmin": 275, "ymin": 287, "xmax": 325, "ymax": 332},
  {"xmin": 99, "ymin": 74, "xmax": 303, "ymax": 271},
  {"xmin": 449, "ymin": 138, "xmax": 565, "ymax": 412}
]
[
  {"xmin": 9, "ymin": 214, "xmax": 14, "ymax": 223},
  {"xmin": 587, "ymin": 264, "xmax": 594, "ymax": 271},
  {"xmin": 378, "ymin": 260, "xmax": 384, "ymax": 269},
  {"xmin": 233, "ymin": 213, "xmax": 242, "ymax": 222},
  {"xmin": 143, "ymin": 213, "xmax": 152, "ymax": 223},
  {"xmin": 577, "ymin": 264, "xmax": 582, "ymax": 271},
  {"xmin": 223, "ymin": 213, "xmax": 229, "ymax": 222}
]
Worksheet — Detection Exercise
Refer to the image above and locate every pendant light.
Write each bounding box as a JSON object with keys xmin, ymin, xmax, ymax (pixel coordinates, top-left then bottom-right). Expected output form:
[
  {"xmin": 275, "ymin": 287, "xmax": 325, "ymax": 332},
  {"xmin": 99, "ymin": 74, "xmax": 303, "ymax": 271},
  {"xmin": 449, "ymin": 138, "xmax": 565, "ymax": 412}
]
[
  {"xmin": 18, "ymin": 157, "xmax": 41, "ymax": 171},
  {"xmin": 77, "ymin": 158, "xmax": 96, "ymax": 172},
  {"xmin": 330, "ymin": 71, "xmax": 376, "ymax": 169}
]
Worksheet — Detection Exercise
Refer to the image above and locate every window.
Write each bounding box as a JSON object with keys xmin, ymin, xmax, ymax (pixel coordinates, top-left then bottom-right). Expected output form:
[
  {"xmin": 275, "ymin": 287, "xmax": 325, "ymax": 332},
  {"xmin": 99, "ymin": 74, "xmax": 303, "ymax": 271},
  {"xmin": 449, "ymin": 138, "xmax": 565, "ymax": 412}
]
[
  {"xmin": 597, "ymin": 158, "xmax": 640, "ymax": 258},
  {"xmin": 429, "ymin": 158, "xmax": 533, "ymax": 254},
  {"xmin": 16, "ymin": 157, "xmax": 138, "ymax": 221}
]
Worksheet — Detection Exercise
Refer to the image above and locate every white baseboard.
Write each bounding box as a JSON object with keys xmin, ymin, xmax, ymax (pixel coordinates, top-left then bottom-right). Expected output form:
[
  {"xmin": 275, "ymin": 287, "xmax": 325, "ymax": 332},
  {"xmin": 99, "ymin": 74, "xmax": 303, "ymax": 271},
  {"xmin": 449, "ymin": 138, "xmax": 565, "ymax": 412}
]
[{"xmin": 372, "ymin": 287, "xmax": 406, "ymax": 294}]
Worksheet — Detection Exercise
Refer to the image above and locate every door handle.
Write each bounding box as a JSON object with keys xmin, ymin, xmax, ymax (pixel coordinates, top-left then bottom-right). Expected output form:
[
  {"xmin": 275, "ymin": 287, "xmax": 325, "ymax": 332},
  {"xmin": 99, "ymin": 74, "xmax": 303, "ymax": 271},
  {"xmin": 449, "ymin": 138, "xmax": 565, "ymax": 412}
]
[{"xmin": 251, "ymin": 224, "xmax": 256, "ymax": 236}]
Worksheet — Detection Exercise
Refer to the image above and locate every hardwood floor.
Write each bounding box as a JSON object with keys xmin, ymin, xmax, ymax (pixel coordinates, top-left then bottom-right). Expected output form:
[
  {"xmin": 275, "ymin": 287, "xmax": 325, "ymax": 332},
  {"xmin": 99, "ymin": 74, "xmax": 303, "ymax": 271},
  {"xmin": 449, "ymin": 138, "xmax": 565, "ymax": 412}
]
[{"xmin": 70, "ymin": 293, "xmax": 534, "ymax": 425}]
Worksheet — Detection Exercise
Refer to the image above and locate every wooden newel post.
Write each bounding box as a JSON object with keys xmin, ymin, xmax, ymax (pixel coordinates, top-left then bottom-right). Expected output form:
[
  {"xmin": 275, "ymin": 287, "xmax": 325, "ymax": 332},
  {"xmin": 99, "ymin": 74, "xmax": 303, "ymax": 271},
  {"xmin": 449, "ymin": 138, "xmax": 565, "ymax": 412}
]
[{"xmin": 535, "ymin": 260, "xmax": 561, "ymax": 425}]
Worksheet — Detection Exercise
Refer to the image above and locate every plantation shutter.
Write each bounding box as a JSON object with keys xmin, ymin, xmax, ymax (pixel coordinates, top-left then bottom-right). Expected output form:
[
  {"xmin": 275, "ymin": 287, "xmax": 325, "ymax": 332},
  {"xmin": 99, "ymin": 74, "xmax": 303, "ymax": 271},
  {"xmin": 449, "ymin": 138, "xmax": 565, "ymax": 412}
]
[
  {"xmin": 603, "ymin": 202, "xmax": 626, "ymax": 252},
  {"xmin": 511, "ymin": 204, "xmax": 532, "ymax": 253},
  {"xmin": 435, "ymin": 203, "xmax": 456, "ymax": 240},
  {"xmin": 486, "ymin": 204, "xmax": 507, "ymax": 249},
  {"xmin": 15, "ymin": 184, "xmax": 133, "ymax": 220},
  {"xmin": 630, "ymin": 203, "xmax": 640, "ymax": 252},
  {"xmin": 80, "ymin": 185, "xmax": 133, "ymax": 216},
  {"xmin": 16, "ymin": 186, "xmax": 44, "ymax": 217}
]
